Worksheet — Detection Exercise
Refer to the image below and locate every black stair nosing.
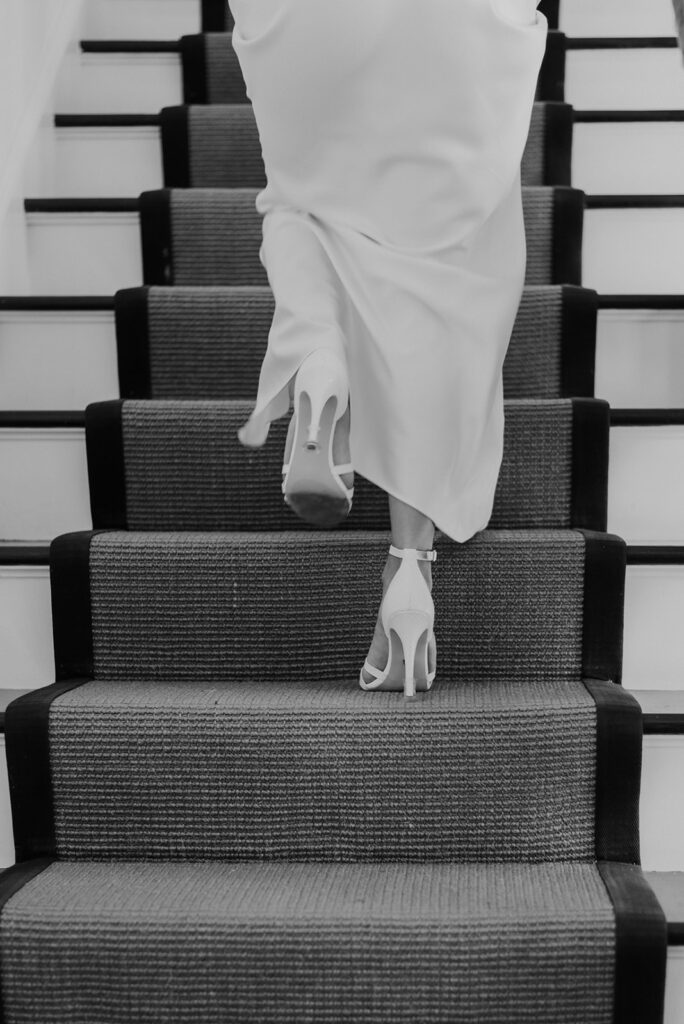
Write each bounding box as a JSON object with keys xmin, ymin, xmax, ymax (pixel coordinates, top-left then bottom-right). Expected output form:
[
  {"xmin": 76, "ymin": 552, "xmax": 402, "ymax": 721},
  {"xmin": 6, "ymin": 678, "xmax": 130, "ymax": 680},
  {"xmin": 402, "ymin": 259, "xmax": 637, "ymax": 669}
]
[
  {"xmin": 80, "ymin": 40, "xmax": 181, "ymax": 53},
  {"xmin": 598, "ymin": 295, "xmax": 684, "ymax": 310},
  {"xmin": 610, "ymin": 409, "xmax": 684, "ymax": 427},
  {"xmin": 7, "ymin": 408, "xmax": 680, "ymax": 430},
  {"xmin": 54, "ymin": 114, "xmax": 160, "ymax": 128},
  {"xmin": 0, "ymin": 544, "xmax": 50, "ymax": 566},
  {"xmin": 24, "ymin": 198, "xmax": 139, "ymax": 214},
  {"xmin": 2, "ymin": 690, "xmax": 684, "ymax": 738},
  {"xmin": 0, "ymin": 412, "xmax": 85, "ymax": 428},
  {"xmin": 77, "ymin": 35, "xmax": 678, "ymax": 53},
  {"xmin": 575, "ymin": 109, "xmax": 684, "ymax": 123},
  {"xmin": 0, "ymin": 691, "xmax": 36, "ymax": 733},
  {"xmin": 565, "ymin": 36, "xmax": 678, "ymax": 49},
  {"xmin": 633, "ymin": 689, "xmax": 684, "ymax": 735},
  {"xmin": 642, "ymin": 713, "xmax": 684, "ymax": 735},
  {"xmin": 586, "ymin": 194, "xmax": 684, "ymax": 208},
  {"xmin": 627, "ymin": 546, "xmax": 684, "ymax": 565},
  {"xmin": 0, "ymin": 296, "xmax": 114, "ymax": 311},
  {"xmin": 26, "ymin": 194, "xmax": 684, "ymax": 213}
]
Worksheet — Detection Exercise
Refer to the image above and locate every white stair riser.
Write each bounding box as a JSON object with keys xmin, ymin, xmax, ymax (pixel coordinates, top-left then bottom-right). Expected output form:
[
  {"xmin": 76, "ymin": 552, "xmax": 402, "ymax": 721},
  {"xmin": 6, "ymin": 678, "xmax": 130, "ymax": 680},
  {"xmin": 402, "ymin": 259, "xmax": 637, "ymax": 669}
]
[
  {"xmin": 583, "ymin": 208, "xmax": 684, "ymax": 295},
  {"xmin": 573, "ymin": 123, "xmax": 684, "ymax": 196},
  {"xmin": 84, "ymin": 0, "xmax": 201, "ymax": 40},
  {"xmin": 665, "ymin": 950, "xmax": 684, "ymax": 1024},
  {"xmin": 624, "ymin": 564, "xmax": 684, "ymax": 691},
  {"xmin": 0, "ymin": 312, "xmax": 118, "ymax": 410},
  {"xmin": 55, "ymin": 54, "xmax": 183, "ymax": 115},
  {"xmin": 642, "ymin": 736, "xmax": 684, "ymax": 871},
  {"xmin": 0, "ymin": 430, "xmax": 91, "ymax": 541},
  {"xmin": 3, "ymin": 307, "xmax": 682, "ymax": 412},
  {"xmin": 52, "ymin": 128, "xmax": 163, "ymax": 198},
  {"xmin": 608, "ymin": 427, "xmax": 684, "ymax": 544},
  {"xmin": 596, "ymin": 310, "xmax": 684, "ymax": 409},
  {"xmin": 2, "ymin": 427, "xmax": 680, "ymax": 542},
  {"xmin": 49, "ymin": 122, "xmax": 684, "ymax": 199},
  {"xmin": 0, "ymin": 569, "xmax": 54, "ymax": 689},
  {"xmin": 566, "ymin": 50, "xmax": 684, "ymax": 111},
  {"xmin": 23, "ymin": 209, "xmax": 681, "ymax": 295},
  {"xmin": 1, "ymin": 562, "xmax": 680, "ymax": 693},
  {"xmin": 25, "ymin": 213, "xmax": 142, "ymax": 295},
  {"xmin": 560, "ymin": 0, "xmax": 678, "ymax": 37}
]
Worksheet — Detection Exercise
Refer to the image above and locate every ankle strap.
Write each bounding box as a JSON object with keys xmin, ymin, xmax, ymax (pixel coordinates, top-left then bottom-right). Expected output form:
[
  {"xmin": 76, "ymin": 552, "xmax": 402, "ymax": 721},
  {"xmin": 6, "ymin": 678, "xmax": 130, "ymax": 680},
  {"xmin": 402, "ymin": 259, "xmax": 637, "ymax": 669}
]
[{"xmin": 388, "ymin": 544, "xmax": 437, "ymax": 562}]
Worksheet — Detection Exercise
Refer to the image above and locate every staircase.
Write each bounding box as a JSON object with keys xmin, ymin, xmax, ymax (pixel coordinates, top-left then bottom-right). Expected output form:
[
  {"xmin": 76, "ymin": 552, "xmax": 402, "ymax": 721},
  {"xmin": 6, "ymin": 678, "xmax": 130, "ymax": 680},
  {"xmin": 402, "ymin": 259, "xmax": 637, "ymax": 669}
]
[{"xmin": 0, "ymin": 0, "xmax": 683, "ymax": 1019}]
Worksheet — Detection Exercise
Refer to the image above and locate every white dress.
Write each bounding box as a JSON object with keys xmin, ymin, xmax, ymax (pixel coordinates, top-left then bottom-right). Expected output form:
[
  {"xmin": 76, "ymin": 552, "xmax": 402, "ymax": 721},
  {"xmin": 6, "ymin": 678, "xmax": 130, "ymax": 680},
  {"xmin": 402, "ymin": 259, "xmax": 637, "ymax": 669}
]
[{"xmin": 232, "ymin": 0, "xmax": 548, "ymax": 543}]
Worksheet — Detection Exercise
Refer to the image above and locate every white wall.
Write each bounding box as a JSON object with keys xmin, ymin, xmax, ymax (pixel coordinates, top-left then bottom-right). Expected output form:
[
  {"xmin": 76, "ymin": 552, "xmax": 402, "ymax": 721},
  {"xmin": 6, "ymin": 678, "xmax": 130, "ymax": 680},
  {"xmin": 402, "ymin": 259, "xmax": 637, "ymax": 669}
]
[{"xmin": 0, "ymin": 0, "xmax": 87, "ymax": 293}]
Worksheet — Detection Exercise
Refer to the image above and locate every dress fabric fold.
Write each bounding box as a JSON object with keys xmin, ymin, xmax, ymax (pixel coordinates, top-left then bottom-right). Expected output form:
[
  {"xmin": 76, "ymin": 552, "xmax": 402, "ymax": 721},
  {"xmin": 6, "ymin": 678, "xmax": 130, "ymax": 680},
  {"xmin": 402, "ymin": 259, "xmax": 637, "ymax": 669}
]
[{"xmin": 231, "ymin": 0, "xmax": 548, "ymax": 543}]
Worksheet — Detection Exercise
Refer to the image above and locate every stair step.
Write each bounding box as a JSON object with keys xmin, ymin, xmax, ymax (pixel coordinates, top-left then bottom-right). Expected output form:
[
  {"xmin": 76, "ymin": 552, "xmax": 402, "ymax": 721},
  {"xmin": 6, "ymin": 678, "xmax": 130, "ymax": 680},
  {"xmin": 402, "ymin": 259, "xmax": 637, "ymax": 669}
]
[
  {"xmin": 47, "ymin": 528, "xmax": 623, "ymax": 685},
  {"xmin": 22, "ymin": 291, "xmax": 684, "ymax": 413},
  {"xmin": 0, "ymin": 284, "xmax": 597, "ymax": 409},
  {"xmin": 1, "ymin": 687, "xmax": 684, "ymax": 872},
  {"xmin": 21, "ymin": 188, "xmax": 583, "ymax": 295},
  {"xmin": 0, "ymin": 416, "xmax": 91, "ymax": 540},
  {"xmin": 114, "ymin": 283, "xmax": 597, "ymax": 402},
  {"xmin": 0, "ymin": 859, "xmax": 663, "ymax": 1022},
  {"xmin": 47, "ymin": 99, "xmax": 571, "ymax": 197},
  {"xmin": 2, "ymin": 547, "xmax": 681, "ymax": 695},
  {"xmin": 560, "ymin": 0, "xmax": 679, "ymax": 37},
  {"xmin": 583, "ymin": 196, "xmax": 684, "ymax": 294},
  {"xmin": 4, "ymin": 411, "xmax": 680, "ymax": 543},
  {"xmin": 573, "ymin": 113, "xmax": 684, "ymax": 195},
  {"xmin": 51, "ymin": 117, "xmax": 163, "ymax": 198},
  {"xmin": 51, "ymin": 111, "xmax": 684, "ymax": 200},
  {"xmin": 155, "ymin": 101, "xmax": 572, "ymax": 190},
  {"xmin": 23, "ymin": 193, "xmax": 684, "ymax": 297},
  {"xmin": 52, "ymin": 35, "xmax": 684, "ymax": 116},
  {"xmin": 7, "ymin": 677, "xmax": 636, "ymax": 863},
  {"xmin": 83, "ymin": 0, "xmax": 201, "ymax": 41},
  {"xmin": 55, "ymin": 44, "xmax": 183, "ymax": 115},
  {"xmin": 0, "ymin": 300, "xmax": 118, "ymax": 410},
  {"xmin": 58, "ymin": 32, "xmax": 557, "ymax": 114},
  {"xmin": 566, "ymin": 39, "xmax": 684, "ymax": 110},
  {"xmin": 24, "ymin": 200, "xmax": 141, "ymax": 295},
  {"xmin": 608, "ymin": 412, "xmax": 684, "ymax": 544},
  {"xmin": 595, "ymin": 299, "xmax": 684, "ymax": 407},
  {"xmin": 0, "ymin": 548, "xmax": 54, "ymax": 689},
  {"xmin": 83, "ymin": 397, "xmax": 609, "ymax": 532}
]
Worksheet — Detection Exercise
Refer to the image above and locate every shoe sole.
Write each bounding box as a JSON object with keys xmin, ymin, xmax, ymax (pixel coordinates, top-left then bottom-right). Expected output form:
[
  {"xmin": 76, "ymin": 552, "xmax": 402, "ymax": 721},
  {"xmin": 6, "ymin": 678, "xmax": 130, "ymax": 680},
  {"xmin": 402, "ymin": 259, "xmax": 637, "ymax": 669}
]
[{"xmin": 283, "ymin": 393, "xmax": 352, "ymax": 528}]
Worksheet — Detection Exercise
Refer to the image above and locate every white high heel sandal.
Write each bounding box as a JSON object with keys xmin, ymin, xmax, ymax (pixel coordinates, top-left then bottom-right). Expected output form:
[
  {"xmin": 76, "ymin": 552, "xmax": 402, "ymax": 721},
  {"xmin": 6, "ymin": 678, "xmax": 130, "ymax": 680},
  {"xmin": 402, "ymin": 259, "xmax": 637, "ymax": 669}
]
[
  {"xmin": 281, "ymin": 348, "xmax": 354, "ymax": 528},
  {"xmin": 359, "ymin": 545, "xmax": 437, "ymax": 698}
]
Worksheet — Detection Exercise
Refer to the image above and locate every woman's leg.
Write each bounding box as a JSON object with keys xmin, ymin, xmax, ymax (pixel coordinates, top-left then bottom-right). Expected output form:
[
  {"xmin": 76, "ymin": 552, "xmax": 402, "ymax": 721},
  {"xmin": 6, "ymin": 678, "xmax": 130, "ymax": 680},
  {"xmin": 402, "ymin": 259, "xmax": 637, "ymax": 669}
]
[{"xmin": 360, "ymin": 494, "xmax": 437, "ymax": 684}]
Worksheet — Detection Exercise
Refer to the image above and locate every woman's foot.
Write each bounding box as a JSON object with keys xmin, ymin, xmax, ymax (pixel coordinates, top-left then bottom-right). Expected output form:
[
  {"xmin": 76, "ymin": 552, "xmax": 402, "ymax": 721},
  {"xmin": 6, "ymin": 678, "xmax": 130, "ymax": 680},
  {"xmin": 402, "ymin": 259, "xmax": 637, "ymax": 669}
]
[
  {"xmin": 282, "ymin": 399, "xmax": 354, "ymax": 494},
  {"xmin": 360, "ymin": 551, "xmax": 437, "ymax": 686}
]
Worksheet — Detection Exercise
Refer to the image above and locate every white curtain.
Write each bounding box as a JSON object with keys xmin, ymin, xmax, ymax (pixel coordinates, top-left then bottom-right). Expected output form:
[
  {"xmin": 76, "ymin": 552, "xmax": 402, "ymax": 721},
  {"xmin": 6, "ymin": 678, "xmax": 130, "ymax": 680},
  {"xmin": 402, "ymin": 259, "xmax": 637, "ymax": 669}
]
[{"xmin": 674, "ymin": 0, "xmax": 684, "ymax": 59}]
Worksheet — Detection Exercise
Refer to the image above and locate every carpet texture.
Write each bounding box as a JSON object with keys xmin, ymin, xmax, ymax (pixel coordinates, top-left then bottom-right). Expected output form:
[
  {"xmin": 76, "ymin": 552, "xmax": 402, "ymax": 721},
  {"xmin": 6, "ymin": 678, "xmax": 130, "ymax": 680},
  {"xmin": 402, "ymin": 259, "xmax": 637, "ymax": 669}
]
[
  {"xmin": 0, "ymin": 861, "xmax": 616, "ymax": 1024},
  {"xmin": 113, "ymin": 284, "xmax": 597, "ymax": 401},
  {"xmin": 82, "ymin": 397, "xmax": 609, "ymax": 531}
]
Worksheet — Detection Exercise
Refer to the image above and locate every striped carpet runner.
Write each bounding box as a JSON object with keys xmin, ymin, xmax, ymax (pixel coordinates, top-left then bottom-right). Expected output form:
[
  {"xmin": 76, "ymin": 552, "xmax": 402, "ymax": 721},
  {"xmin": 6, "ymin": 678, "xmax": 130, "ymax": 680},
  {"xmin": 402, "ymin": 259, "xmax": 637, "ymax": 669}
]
[{"xmin": 0, "ymin": 16, "xmax": 668, "ymax": 1024}]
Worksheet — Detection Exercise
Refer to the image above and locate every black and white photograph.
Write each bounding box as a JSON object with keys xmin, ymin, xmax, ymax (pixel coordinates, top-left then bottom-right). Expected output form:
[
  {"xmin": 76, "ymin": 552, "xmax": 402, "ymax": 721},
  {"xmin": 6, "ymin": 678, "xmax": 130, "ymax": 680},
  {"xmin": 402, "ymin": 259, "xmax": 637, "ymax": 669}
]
[{"xmin": 0, "ymin": 0, "xmax": 682, "ymax": 1020}]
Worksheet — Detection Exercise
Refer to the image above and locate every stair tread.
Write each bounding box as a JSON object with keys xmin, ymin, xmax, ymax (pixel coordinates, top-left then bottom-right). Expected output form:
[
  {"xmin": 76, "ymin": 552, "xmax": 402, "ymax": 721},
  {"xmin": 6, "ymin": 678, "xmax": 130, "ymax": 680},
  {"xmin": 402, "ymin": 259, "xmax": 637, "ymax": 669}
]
[{"xmin": 0, "ymin": 859, "xmax": 625, "ymax": 1020}]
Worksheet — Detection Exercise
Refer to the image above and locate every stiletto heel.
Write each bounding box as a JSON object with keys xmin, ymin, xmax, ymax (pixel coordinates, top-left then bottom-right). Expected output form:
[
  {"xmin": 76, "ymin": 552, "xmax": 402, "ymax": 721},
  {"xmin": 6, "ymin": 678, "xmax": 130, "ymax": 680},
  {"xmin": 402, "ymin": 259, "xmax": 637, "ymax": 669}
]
[
  {"xmin": 281, "ymin": 348, "xmax": 354, "ymax": 527},
  {"xmin": 387, "ymin": 609, "xmax": 432, "ymax": 698},
  {"xmin": 359, "ymin": 545, "xmax": 437, "ymax": 696}
]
